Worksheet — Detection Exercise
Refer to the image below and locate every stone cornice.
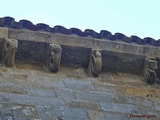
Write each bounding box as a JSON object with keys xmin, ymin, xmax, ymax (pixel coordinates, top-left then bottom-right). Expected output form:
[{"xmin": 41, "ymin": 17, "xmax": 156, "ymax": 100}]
[
  {"xmin": 1, "ymin": 16, "xmax": 160, "ymax": 84},
  {"xmin": 0, "ymin": 16, "xmax": 160, "ymax": 46}
]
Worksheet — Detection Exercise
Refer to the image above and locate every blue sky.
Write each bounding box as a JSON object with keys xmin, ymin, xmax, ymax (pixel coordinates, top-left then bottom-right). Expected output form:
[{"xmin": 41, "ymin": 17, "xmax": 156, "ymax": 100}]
[{"xmin": 1, "ymin": 0, "xmax": 160, "ymax": 39}]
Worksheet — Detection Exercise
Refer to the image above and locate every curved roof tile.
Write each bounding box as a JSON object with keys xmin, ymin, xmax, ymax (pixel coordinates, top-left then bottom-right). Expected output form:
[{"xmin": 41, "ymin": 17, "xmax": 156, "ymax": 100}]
[{"xmin": 0, "ymin": 16, "xmax": 159, "ymax": 46}]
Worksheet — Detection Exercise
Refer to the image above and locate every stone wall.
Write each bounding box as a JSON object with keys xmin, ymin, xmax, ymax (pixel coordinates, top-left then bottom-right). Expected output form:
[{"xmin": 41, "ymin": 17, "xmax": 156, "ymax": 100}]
[
  {"xmin": 0, "ymin": 65, "xmax": 159, "ymax": 120},
  {"xmin": 0, "ymin": 25, "xmax": 160, "ymax": 119}
]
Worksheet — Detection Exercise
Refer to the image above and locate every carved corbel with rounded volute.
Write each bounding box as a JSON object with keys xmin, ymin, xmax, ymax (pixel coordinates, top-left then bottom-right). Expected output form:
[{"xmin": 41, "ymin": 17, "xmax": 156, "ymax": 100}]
[
  {"xmin": 48, "ymin": 44, "xmax": 62, "ymax": 73},
  {"xmin": 2, "ymin": 38, "xmax": 18, "ymax": 67},
  {"xmin": 88, "ymin": 49, "xmax": 102, "ymax": 77},
  {"xmin": 143, "ymin": 56, "xmax": 158, "ymax": 84}
]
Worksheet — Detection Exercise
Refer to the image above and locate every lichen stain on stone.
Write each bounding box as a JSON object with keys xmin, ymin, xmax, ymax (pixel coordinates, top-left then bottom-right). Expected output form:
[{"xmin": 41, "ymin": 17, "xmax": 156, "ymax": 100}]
[{"xmin": 124, "ymin": 86, "xmax": 158, "ymax": 98}]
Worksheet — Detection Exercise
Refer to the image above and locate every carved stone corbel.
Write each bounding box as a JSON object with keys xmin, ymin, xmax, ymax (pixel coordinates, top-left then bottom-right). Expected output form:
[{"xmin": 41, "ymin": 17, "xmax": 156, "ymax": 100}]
[
  {"xmin": 143, "ymin": 56, "xmax": 158, "ymax": 84},
  {"xmin": 48, "ymin": 44, "xmax": 62, "ymax": 73},
  {"xmin": 88, "ymin": 49, "xmax": 102, "ymax": 77},
  {"xmin": 2, "ymin": 39, "xmax": 18, "ymax": 67}
]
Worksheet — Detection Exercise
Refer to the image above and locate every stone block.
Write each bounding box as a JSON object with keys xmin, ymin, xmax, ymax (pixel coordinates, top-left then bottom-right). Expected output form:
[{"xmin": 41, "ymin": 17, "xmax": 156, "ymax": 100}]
[
  {"xmin": 123, "ymin": 86, "xmax": 158, "ymax": 98},
  {"xmin": 154, "ymin": 101, "xmax": 160, "ymax": 111},
  {"xmin": 52, "ymin": 106, "xmax": 90, "ymax": 120},
  {"xmin": 0, "ymin": 92, "xmax": 11, "ymax": 103},
  {"xmin": 14, "ymin": 105, "xmax": 39, "ymax": 119},
  {"xmin": 8, "ymin": 29, "xmax": 52, "ymax": 43},
  {"xmin": 53, "ymin": 33, "xmax": 95, "ymax": 48},
  {"xmin": 88, "ymin": 110, "xmax": 129, "ymax": 120},
  {"xmin": 8, "ymin": 93, "xmax": 65, "ymax": 106},
  {"xmin": 63, "ymin": 78, "xmax": 96, "ymax": 91},
  {"xmin": 36, "ymin": 105, "xmax": 57, "ymax": 120},
  {"xmin": 2, "ymin": 73, "xmax": 29, "ymax": 85},
  {"xmin": 93, "ymin": 83, "xmax": 124, "ymax": 94},
  {"xmin": 74, "ymin": 90, "xmax": 116, "ymax": 102},
  {"xmin": 0, "ymin": 84, "xmax": 28, "ymax": 94},
  {"xmin": 0, "ymin": 27, "xmax": 8, "ymax": 38},
  {"xmin": 54, "ymin": 88, "xmax": 75, "ymax": 99},
  {"xmin": 117, "ymin": 95, "xmax": 153, "ymax": 107},
  {"xmin": 65, "ymin": 99, "xmax": 100, "ymax": 110},
  {"xmin": 0, "ymin": 103, "xmax": 39, "ymax": 119},
  {"xmin": 138, "ymin": 106, "xmax": 160, "ymax": 120},
  {"xmin": 29, "ymin": 87, "xmax": 56, "ymax": 97},
  {"xmin": 32, "ymin": 76, "xmax": 65, "ymax": 88},
  {"xmin": 99, "ymin": 102, "xmax": 140, "ymax": 114}
]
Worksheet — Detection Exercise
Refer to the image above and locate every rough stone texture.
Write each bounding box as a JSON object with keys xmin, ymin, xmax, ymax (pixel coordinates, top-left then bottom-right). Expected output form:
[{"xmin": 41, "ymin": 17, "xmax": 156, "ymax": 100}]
[
  {"xmin": 0, "ymin": 27, "xmax": 8, "ymax": 38},
  {"xmin": 16, "ymin": 41, "xmax": 49, "ymax": 63},
  {"xmin": 36, "ymin": 105, "xmax": 57, "ymax": 120},
  {"xmin": 53, "ymin": 106, "xmax": 90, "ymax": 120},
  {"xmin": 88, "ymin": 110, "xmax": 129, "ymax": 120},
  {"xmin": 8, "ymin": 93, "xmax": 65, "ymax": 106},
  {"xmin": 29, "ymin": 87, "xmax": 56, "ymax": 97},
  {"xmin": 60, "ymin": 45, "xmax": 91, "ymax": 68},
  {"xmin": 54, "ymin": 87, "xmax": 75, "ymax": 99},
  {"xmin": 74, "ymin": 90, "xmax": 117, "ymax": 102},
  {"xmin": 63, "ymin": 78, "xmax": 96, "ymax": 91},
  {"xmin": 99, "ymin": 102, "xmax": 140, "ymax": 114},
  {"xmin": 9, "ymin": 29, "xmax": 52, "ymax": 43},
  {"xmin": 53, "ymin": 33, "xmax": 96, "ymax": 48},
  {"xmin": 65, "ymin": 99, "xmax": 100, "ymax": 110},
  {"xmin": 0, "ymin": 65, "xmax": 159, "ymax": 119}
]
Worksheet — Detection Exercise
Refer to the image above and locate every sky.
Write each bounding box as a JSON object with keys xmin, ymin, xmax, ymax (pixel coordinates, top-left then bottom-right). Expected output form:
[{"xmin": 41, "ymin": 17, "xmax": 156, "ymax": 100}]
[{"xmin": 1, "ymin": 0, "xmax": 160, "ymax": 39}]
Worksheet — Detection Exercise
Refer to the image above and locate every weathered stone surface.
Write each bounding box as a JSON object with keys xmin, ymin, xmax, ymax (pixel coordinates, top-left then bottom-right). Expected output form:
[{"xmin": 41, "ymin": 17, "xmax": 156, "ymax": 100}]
[
  {"xmin": 88, "ymin": 110, "xmax": 129, "ymax": 120},
  {"xmin": 32, "ymin": 76, "xmax": 65, "ymax": 88},
  {"xmin": 54, "ymin": 88, "xmax": 75, "ymax": 99},
  {"xmin": 0, "ymin": 27, "xmax": 8, "ymax": 38},
  {"xmin": 0, "ymin": 103, "xmax": 39, "ymax": 119},
  {"xmin": 2, "ymin": 73, "xmax": 29, "ymax": 85},
  {"xmin": 98, "ymin": 72, "xmax": 113, "ymax": 80},
  {"xmin": 60, "ymin": 45, "xmax": 91, "ymax": 67},
  {"xmin": 36, "ymin": 105, "xmax": 57, "ymax": 120},
  {"xmin": 74, "ymin": 90, "xmax": 116, "ymax": 102},
  {"xmin": 16, "ymin": 41, "xmax": 49, "ymax": 63},
  {"xmin": 0, "ymin": 84, "xmax": 28, "ymax": 94},
  {"xmin": 99, "ymin": 102, "xmax": 140, "ymax": 114},
  {"xmin": 9, "ymin": 29, "xmax": 52, "ymax": 43},
  {"xmin": 8, "ymin": 93, "xmax": 65, "ymax": 106},
  {"xmin": 117, "ymin": 95, "xmax": 153, "ymax": 107},
  {"xmin": 0, "ymin": 62, "xmax": 158, "ymax": 119},
  {"xmin": 63, "ymin": 78, "xmax": 96, "ymax": 91},
  {"xmin": 7, "ymin": 68, "xmax": 32, "ymax": 76},
  {"xmin": 93, "ymin": 82, "xmax": 124, "ymax": 94},
  {"xmin": 138, "ymin": 106, "xmax": 159, "ymax": 120},
  {"xmin": 53, "ymin": 34, "xmax": 95, "ymax": 48},
  {"xmin": 14, "ymin": 105, "xmax": 39, "ymax": 119},
  {"xmin": 154, "ymin": 101, "xmax": 160, "ymax": 111},
  {"xmin": 0, "ymin": 92, "xmax": 11, "ymax": 103},
  {"xmin": 29, "ymin": 87, "xmax": 56, "ymax": 97},
  {"xmin": 65, "ymin": 99, "xmax": 100, "ymax": 110},
  {"xmin": 96, "ymin": 38, "xmax": 160, "ymax": 57},
  {"xmin": 112, "ymin": 72, "xmax": 141, "ymax": 82},
  {"xmin": 53, "ymin": 106, "xmax": 90, "ymax": 120},
  {"xmin": 123, "ymin": 86, "xmax": 158, "ymax": 98}
]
